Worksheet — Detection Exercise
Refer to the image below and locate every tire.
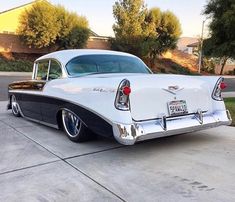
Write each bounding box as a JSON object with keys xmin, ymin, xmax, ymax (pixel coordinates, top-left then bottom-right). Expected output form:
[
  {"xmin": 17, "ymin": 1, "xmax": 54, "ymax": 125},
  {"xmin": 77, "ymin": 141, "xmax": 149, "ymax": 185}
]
[
  {"xmin": 61, "ymin": 109, "xmax": 96, "ymax": 142},
  {"xmin": 11, "ymin": 95, "xmax": 21, "ymax": 117}
]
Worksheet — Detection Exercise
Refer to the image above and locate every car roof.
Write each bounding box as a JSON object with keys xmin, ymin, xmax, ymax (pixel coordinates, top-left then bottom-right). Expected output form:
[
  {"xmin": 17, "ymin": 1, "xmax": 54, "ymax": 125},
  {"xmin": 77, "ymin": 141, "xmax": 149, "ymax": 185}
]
[{"xmin": 35, "ymin": 49, "xmax": 136, "ymax": 66}]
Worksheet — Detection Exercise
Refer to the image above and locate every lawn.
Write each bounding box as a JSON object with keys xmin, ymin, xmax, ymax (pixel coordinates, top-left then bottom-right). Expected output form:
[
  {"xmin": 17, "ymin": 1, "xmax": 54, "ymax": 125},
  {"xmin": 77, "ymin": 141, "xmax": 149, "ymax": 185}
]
[{"xmin": 224, "ymin": 98, "xmax": 235, "ymax": 126}]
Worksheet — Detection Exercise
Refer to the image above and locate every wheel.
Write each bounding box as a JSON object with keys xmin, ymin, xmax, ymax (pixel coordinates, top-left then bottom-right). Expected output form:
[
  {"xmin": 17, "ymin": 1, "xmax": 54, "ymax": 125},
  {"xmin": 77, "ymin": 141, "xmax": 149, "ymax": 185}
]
[
  {"xmin": 61, "ymin": 109, "xmax": 96, "ymax": 142},
  {"xmin": 11, "ymin": 95, "xmax": 21, "ymax": 117}
]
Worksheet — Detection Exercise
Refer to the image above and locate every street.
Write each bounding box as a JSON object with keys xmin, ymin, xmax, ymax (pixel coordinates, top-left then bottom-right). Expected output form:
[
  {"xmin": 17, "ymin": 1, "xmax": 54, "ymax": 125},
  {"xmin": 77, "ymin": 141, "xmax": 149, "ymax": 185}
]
[
  {"xmin": 0, "ymin": 75, "xmax": 234, "ymax": 101},
  {"xmin": 0, "ymin": 75, "xmax": 30, "ymax": 101},
  {"xmin": 224, "ymin": 77, "xmax": 235, "ymax": 92}
]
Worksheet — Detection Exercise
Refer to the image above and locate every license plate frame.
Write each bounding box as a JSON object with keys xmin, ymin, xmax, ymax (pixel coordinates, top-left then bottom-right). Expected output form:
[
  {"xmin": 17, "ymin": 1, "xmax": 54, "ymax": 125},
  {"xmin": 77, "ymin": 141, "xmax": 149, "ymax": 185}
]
[{"xmin": 167, "ymin": 100, "xmax": 188, "ymax": 116}]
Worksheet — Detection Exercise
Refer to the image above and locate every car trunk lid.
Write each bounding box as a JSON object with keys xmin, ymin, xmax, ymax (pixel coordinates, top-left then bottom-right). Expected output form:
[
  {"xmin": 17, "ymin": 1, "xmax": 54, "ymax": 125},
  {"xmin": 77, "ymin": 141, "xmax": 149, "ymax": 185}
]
[{"xmin": 128, "ymin": 74, "xmax": 212, "ymax": 121}]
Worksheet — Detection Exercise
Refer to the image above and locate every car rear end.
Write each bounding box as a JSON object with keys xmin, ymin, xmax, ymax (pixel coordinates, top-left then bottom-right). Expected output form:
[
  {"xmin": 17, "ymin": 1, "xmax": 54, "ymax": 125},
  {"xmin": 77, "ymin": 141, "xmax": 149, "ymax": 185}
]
[{"xmin": 112, "ymin": 75, "xmax": 232, "ymax": 145}]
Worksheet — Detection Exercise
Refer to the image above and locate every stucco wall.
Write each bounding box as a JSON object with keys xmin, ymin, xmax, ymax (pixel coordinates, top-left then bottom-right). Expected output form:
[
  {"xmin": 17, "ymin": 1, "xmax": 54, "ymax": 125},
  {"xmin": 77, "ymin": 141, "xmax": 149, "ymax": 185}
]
[
  {"xmin": 215, "ymin": 64, "xmax": 235, "ymax": 74},
  {"xmin": 0, "ymin": 4, "xmax": 33, "ymax": 34}
]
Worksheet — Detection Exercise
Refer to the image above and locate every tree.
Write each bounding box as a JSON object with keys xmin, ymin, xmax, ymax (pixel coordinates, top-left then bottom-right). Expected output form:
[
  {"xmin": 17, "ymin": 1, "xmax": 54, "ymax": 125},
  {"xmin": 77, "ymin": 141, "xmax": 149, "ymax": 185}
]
[
  {"xmin": 203, "ymin": 0, "xmax": 235, "ymax": 74},
  {"xmin": 18, "ymin": 2, "xmax": 90, "ymax": 49},
  {"xmin": 112, "ymin": 0, "xmax": 182, "ymax": 66},
  {"xmin": 147, "ymin": 9, "xmax": 181, "ymax": 67},
  {"xmin": 18, "ymin": 1, "xmax": 60, "ymax": 48},
  {"xmin": 55, "ymin": 6, "xmax": 89, "ymax": 49},
  {"xmin": 112, "ymin": 0, "xmax": 153, "ymax": 57},
  {"xmin": 60, "ymin": 25, "xmax": 90, "ymax": 49}
]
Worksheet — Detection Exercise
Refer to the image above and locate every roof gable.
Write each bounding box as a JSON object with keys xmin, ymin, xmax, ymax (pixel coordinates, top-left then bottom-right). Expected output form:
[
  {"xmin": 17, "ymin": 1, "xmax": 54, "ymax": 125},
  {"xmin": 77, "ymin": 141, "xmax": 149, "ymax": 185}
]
[{"xmin": 0, "ymin": 0, "xmax": 48, "ymax": 15}]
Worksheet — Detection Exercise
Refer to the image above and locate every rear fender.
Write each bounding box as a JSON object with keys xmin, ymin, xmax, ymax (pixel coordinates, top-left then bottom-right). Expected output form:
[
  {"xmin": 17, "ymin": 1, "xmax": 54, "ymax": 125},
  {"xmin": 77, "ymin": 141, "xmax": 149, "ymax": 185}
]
[{"xmin": 196, "ymin": 76, "xmax": 226, "ymax": 111}]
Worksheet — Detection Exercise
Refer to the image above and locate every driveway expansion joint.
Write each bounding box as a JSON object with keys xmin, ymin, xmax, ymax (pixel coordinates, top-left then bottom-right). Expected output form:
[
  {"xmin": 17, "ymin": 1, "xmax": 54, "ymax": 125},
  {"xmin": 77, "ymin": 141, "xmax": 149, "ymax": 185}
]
[
  {"xmin": 0, "ymin": 160, "xmax": 60, "ymax": 176},
  {"xmin": 5, "ymin": 123, "xmax": 126, "ymax": 202}
]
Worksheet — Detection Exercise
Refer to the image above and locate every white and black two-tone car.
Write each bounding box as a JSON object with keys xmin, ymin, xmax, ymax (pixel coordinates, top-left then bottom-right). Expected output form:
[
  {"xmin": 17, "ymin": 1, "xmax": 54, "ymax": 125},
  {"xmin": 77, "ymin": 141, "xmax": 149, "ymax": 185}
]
[{"xmin": 7, "ymin": 49, "xmax": 232, "ymax": 145}]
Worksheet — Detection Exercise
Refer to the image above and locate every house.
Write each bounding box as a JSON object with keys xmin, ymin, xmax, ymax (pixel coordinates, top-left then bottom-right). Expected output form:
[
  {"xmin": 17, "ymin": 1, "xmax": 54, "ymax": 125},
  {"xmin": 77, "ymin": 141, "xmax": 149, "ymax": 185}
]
[
  {"xmin": 0, "ymin": 0, "xmax": 110, "ymax": 54},
  {"xmin": 187, "ymin": 42, "xmax": 199, "ymax": 55},
  {"xmin": 177, "ymin": 37, "xmax": 199, "ymax": 54}
]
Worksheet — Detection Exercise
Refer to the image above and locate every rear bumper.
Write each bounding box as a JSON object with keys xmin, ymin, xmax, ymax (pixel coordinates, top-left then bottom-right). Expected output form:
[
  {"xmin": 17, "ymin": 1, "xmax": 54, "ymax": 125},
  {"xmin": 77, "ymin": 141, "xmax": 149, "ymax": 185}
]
[{"xmin": 112, "ymin": 110, "xmax": 232, "ymax": 145}]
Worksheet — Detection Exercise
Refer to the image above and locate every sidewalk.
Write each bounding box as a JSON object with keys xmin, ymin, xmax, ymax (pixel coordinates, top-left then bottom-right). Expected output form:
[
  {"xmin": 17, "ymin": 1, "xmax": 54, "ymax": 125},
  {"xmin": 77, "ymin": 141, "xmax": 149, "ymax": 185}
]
[{"xmin": 0, "ymin": 72, "xmax": 32, "ymax": 76}]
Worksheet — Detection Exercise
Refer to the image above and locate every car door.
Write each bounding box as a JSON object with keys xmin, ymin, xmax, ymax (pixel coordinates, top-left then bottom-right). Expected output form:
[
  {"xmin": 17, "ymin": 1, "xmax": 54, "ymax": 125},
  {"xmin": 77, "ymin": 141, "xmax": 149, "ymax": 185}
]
[
  {"xmin": 19, "ymin": 60, "xmax": 49, "ymax": 121},
  {"xmin": 40, "ymin": 59, "xmax": 63, "ymax": 125}
]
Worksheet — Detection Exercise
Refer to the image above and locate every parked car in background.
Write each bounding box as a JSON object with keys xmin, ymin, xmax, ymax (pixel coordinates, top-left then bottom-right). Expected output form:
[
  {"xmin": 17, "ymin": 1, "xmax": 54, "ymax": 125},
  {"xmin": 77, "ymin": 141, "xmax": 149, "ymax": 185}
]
[{"xmin": 7, "ymin": 49, "xmax": 232, "ymax": 145}]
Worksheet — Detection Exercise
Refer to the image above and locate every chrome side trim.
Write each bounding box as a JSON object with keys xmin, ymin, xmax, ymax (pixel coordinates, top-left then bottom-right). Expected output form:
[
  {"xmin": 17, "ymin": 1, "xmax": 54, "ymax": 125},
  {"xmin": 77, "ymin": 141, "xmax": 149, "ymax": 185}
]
[{"xmin": 24, "ymin": 116, "xmax": 59, "ymax": 129}]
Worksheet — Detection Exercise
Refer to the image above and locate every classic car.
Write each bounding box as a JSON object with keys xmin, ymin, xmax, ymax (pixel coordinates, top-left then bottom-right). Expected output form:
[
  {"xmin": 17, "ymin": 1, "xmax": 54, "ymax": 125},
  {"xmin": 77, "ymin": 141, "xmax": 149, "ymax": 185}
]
[{"xmin": 7, "ymin": 49, "xmax": 232, "ymax": 145}]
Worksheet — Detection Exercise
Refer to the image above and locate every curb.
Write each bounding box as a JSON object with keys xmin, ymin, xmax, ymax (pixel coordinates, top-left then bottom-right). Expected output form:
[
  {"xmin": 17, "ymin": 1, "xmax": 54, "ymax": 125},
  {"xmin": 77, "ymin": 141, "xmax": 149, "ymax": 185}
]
[
  {"xmin": 222, "ymin": 92, "xmax": 235, "ymax": 98},
  {"xmin": 223, "ymin": 76, "xmax": 235, "ymax": 79},
  {"xmin": 0, "ymin": 72, "xmax": 32, "ymax": 76}
]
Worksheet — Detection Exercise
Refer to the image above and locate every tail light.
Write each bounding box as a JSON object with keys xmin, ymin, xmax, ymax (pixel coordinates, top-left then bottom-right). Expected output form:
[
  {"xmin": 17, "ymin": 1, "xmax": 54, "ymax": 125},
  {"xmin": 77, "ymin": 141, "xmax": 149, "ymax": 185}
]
[
  {"xmin": 220, "ymin": 82, "xmax": 227, "ymax": 90},
  {"xmin": 115, "ymin": 79, "xmax": 131, "ymax": 111},
  {"xmin": 212, "ymin": 77, "xmax": 227, "ymax": 101}
]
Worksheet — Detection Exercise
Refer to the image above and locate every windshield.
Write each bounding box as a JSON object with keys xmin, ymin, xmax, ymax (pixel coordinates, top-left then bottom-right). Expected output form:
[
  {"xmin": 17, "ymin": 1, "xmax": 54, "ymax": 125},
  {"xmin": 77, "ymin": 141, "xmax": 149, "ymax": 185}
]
[{"xmin": 66, "ymin": 54, "xmax": 151, "ymax": 76}]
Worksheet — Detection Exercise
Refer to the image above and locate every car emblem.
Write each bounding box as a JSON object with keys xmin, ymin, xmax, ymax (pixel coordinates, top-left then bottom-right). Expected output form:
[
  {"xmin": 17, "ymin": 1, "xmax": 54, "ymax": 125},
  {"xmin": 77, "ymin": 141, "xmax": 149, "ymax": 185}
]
[{"xmin": 162, "ymin": 85, "xmax": 184, "ymax": 95}]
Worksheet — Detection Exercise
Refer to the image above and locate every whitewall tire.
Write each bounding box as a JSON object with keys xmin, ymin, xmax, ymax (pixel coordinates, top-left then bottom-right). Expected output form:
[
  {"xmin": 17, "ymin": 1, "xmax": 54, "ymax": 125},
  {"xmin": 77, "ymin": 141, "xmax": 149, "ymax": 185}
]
[{"xmin": 11, "ymin": 95, "xmax": 21, "ymax": 117}]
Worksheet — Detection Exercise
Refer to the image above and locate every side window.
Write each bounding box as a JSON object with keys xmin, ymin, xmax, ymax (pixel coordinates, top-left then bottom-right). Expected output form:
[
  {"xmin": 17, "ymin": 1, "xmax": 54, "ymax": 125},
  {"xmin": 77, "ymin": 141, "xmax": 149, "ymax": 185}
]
[
  {"xmin": 36, "ymin": 60, "xmax": 49, "ymax": 80},
  {"xmin": 49, "ymin": 60, "xmax": 62, "ymax": 80}
]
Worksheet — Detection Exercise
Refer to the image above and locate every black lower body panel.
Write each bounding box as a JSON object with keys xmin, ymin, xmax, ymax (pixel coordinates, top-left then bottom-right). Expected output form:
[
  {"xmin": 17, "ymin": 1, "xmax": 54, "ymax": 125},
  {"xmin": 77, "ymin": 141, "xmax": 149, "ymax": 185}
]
[{"xmin": 8, "ymin": 92, "xmax": 114, "ymax": 138}]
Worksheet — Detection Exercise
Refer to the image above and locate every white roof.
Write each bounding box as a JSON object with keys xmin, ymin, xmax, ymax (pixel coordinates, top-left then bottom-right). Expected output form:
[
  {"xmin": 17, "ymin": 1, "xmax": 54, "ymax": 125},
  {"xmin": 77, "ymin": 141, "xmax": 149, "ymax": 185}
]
[{"xmin": 36, "ymin": 49, "xmax": 136, "ymax": 66}]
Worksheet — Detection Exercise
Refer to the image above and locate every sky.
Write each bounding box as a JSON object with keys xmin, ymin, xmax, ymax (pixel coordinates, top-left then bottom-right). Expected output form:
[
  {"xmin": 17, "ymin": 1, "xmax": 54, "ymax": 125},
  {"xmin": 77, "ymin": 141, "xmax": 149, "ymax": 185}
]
[{"xmin": 0, "ymin": 0, "xmax": 209, "ymax": 37}]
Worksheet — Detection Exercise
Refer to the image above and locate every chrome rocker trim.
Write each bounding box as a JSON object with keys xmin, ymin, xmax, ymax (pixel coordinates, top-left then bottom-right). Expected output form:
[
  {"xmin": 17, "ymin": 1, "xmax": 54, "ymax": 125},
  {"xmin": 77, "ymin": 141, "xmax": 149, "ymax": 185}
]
[{"xmin": 112, "ymin": 110, "xmax": 232, "ymax": 145}]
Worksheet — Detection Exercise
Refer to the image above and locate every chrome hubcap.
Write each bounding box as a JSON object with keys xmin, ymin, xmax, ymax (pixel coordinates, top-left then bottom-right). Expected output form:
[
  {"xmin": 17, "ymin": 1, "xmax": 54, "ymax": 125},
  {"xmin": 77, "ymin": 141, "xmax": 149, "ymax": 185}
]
[
  {"xmin": 11, "ymin": 95, "xmax": 19, "ymax": 115},
  {"xmin": 62, "ymin": 110, "xmax": 81, "ymax": 137}
]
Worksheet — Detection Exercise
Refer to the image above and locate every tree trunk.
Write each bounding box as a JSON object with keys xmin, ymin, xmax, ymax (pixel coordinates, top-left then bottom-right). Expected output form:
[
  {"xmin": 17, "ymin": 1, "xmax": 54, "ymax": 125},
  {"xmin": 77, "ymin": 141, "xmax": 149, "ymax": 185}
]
[
  {"xmin": 150, "ymin": 55, "xmax": 156, "ymax": 69},
  {"xmin": 220, "ymin": 57, "xmax": 229, "ymax": 75}
]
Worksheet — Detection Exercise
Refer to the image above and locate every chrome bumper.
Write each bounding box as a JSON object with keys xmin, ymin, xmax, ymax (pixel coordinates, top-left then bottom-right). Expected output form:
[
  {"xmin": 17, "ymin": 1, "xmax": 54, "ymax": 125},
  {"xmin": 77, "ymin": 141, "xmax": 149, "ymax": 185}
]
[{"xmin": 112, "ymin": 110, "xmax": 232, "ymax": 145}]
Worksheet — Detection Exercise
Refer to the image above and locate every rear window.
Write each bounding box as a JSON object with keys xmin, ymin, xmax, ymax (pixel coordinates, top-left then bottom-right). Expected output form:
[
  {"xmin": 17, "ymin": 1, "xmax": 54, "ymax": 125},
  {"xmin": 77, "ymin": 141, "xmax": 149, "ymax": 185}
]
[{"xmin": 66, "ymin": 54, "xmax": 151, "ymax": 76}]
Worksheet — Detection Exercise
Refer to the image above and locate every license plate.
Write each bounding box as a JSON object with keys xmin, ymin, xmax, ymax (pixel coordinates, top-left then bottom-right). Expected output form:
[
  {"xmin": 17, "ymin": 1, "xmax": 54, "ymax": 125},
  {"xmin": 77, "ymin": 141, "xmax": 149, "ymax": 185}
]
[{"xmin": 168, "ymin": 100, "xmax": 188, "ymax": 116}]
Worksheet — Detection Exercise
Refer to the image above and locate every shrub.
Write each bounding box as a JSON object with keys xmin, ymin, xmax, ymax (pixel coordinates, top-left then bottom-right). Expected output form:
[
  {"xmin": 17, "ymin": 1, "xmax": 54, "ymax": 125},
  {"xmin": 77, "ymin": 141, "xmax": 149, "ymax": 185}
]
[{"xmin": 0, "ymin": 59, "xmax": 33, "ymax": 72}]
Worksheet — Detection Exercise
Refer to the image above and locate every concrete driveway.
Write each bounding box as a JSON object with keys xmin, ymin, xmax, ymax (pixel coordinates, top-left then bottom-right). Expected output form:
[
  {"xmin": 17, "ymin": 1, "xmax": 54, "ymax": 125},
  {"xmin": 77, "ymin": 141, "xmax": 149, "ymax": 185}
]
[{"xmin": 0, "ymin": 101, "xmax": 235, "ymax": 202}]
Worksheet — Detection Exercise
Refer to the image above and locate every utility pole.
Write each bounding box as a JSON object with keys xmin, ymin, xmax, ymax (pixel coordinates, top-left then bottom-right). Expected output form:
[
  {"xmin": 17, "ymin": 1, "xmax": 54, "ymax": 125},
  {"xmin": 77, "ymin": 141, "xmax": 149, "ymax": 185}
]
[{"xmin": 198, "ymin": 19, "xmax": 207, "ymax": 74}]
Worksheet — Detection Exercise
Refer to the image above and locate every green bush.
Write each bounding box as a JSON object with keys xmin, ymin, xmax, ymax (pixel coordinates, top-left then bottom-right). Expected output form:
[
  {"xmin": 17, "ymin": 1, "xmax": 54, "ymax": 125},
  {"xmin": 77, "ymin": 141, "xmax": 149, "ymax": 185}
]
[
  {"xmin": 0, "ymin": 59, "xmax": 33, "ymax": 72},
  {"xmin": 159, "ymin": 68, "xmax": 166, "ymax": 73},
  {"xmin": 170, "ymin": 63, "xmax": 192, "ymax": 75},
  {"xmin": 202, "ymin": 58, "xmax": 215, "ymax": 74}
]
